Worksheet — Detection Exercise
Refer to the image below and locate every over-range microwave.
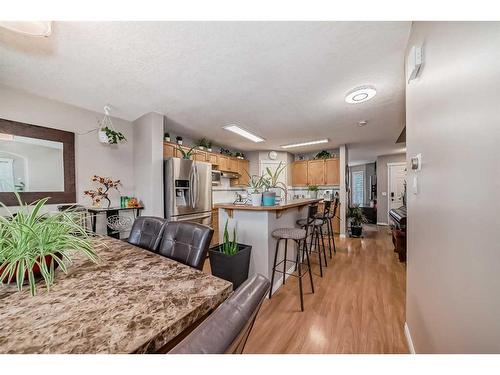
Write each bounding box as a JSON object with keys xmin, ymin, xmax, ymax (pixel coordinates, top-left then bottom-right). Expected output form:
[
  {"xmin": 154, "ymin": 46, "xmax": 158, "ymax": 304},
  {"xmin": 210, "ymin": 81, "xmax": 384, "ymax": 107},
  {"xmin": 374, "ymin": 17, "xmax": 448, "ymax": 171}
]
[{"xmin": 212, "ymin": 170, "xmax": 221, "ymax": 186}]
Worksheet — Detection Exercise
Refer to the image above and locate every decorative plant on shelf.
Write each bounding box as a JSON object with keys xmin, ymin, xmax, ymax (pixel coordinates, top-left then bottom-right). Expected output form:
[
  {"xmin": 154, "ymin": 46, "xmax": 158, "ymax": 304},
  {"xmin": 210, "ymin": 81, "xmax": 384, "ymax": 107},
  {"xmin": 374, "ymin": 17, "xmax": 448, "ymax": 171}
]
[
  {"xmin": 84, "ymin": 175, "xmax": 121, "ymax": 208},
  {"xmin": 164, "ymin": 132, "xmax": 170, "ymax": 142},
  {"xmin": 234, "ymin": 152, "xmax": 245, "ymax": 159},
  {"xmin": 219, "ymin": 147, "xmax": 232, "ymax": 156},
  {"xmin": 314, "ymin": 150, "xmax": 331, "ymax": 159},
  {"xmin": 176, "ymin": 136, "xmax": 183, "ymax": 145},
  {"xmin": 195, "ymin": 137, "xmax": 210, "ymax": 150},
  {"xmin": 176, "ymin": 145, "xmax": 197, "ymax": 160},
  {"xmin": 261, "ymin": 161, "xmax": 287, "ymax": 205},
  {"xmin": 347, "ymin": 205, "xmax": 368, "ymax": 237},
  {"xmin": 97, "ymin": 106, "xmax": 127, "ymax": 145},
  {"xmin": 0, "ymin": 193, "xmax": 100, "ymax": 296},
  {"xmin": 207, "ymin": 141, "xmax": 213, "ymax": 152}
]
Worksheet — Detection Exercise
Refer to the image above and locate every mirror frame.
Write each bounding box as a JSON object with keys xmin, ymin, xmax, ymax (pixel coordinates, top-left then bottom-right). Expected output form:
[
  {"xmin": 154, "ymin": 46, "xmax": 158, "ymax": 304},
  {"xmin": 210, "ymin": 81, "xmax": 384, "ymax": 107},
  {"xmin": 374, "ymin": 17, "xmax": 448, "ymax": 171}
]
[{"xmin": 0, "ymin": 118, "xmax": 76, "ymax": 206}]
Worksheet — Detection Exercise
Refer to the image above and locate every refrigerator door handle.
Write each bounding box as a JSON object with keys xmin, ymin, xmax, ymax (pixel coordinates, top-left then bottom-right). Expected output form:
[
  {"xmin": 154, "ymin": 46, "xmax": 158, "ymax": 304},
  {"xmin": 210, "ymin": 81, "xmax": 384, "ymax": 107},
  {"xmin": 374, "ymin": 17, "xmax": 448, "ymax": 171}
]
[
  {"xmin": 194, "ymin": 163, "xmax": 200, "ymax": 208},
  {"xmin": 189, "ymin": 165, "xmax": 194, "ymax": 208}
]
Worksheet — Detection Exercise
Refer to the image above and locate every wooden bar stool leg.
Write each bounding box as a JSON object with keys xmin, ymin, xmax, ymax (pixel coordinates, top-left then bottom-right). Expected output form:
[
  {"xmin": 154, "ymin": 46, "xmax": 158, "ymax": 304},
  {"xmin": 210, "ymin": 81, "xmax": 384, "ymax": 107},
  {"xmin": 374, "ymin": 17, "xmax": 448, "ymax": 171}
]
[
  {"xmin": 269, "ymin": 238, "xmax": 280, "ymax": 298},
  {"xmin": 282, "ymin": 239, "xmax": 288, "ymax": 286}
]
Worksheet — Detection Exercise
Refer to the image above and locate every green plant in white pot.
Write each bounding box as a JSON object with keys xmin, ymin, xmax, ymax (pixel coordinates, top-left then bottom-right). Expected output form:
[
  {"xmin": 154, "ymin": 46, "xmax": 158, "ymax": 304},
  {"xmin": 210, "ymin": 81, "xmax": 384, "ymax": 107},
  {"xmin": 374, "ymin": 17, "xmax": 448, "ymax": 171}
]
[
  {"xmin": 262, "ymin": 161, "xmax": 287, "ymax": 205},
  {"xmin": 247, "ymin": 174, "xmax": 266, "ymax": 207},
  {"xmin": 0, "ymin": 193, "xmax": 100, "ymax": 296},
  {"xmin": 307, "ymin": 184, "xmax": 319, "ymax": 199}
]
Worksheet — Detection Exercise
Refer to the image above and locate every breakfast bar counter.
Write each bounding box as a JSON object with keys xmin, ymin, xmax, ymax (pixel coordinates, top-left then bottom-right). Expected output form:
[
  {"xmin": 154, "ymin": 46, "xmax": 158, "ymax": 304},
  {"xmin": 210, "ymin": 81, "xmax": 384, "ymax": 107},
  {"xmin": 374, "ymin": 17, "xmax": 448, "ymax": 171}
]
[
  {"xmin": 0, "ymin": 237, "xmax": 232, "ymax": 354},
  {"xmin": 214, "ymin": 198, "xmax": 321, "ymax": 295}
]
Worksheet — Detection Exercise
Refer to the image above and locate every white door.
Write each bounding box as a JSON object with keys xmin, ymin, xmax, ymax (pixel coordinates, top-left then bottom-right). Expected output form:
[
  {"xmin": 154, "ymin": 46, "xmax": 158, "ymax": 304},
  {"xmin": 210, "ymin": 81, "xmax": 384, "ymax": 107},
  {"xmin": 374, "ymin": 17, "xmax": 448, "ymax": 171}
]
[
  {"xmin": 0, "ymin": 158, "xmax": 14, "ymax": 192},
  {"xmin": 388, "ymin": 163, "xmax": 407, "ymax": 219}
]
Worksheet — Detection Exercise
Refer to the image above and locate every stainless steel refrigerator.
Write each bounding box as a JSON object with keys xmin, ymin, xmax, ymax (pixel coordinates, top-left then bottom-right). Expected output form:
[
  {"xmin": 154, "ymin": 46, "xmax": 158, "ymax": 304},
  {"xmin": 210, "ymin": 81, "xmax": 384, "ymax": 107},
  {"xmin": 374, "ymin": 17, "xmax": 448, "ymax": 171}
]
[{"xmin": 164, "ymin": 158, "xmax": 212, "ymax": 225}]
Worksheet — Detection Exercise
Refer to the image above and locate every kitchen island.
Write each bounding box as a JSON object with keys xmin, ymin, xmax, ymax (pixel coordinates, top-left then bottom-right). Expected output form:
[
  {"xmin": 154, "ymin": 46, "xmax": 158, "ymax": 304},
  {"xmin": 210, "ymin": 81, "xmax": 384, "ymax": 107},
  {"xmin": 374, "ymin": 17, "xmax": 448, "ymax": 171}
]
[{"xmin": 214, "ymin": 198, "xmax": 321, "ymax": 295}]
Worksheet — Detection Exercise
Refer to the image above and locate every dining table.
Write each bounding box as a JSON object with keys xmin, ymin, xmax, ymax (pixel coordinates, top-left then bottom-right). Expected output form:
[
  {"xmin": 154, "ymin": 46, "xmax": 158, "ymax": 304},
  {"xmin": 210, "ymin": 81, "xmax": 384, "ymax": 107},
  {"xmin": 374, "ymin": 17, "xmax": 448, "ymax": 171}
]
[{"xmin": 0, "ymin": 236, "xmax": 232, "ymax": 354}]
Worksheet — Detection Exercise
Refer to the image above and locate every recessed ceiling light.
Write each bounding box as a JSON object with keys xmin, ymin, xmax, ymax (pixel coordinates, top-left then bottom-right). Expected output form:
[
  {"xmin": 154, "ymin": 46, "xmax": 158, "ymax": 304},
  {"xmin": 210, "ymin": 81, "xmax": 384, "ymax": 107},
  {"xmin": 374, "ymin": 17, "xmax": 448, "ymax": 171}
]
[
  {"xmin": 223, "ymin": 125, "xmax": 264, "ymax": 143},
  {"xmin": 358, "ymin": 120, "xmax": 368, "ymax": 127},
  {"xmin": 0, "ymin": 21, "xmax": 52, "ymax": 37},
  {"xmin": 281, "ymin": 139, "xmax": 329, "ymax": 149},
  {"xmin": 345, "ymin": 86, "xmax": 377, "ymax": 104}
]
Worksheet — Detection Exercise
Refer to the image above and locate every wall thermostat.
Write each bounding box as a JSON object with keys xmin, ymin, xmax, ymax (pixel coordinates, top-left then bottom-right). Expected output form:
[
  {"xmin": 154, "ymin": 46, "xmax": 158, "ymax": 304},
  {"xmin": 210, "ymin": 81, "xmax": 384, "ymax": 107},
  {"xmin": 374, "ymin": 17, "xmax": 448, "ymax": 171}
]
[{"xmin": 269, "ymin": 151, "xmax": 278, "ymax": 160}]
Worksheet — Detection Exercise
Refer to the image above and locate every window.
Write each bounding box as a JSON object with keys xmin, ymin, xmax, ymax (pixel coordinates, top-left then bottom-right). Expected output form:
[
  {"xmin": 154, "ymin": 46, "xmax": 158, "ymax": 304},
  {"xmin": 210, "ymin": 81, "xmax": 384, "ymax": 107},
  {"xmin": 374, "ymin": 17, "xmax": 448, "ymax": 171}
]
[{"xmin": 352, "ymin": 170, "xmax": 364, "ymax": 206}]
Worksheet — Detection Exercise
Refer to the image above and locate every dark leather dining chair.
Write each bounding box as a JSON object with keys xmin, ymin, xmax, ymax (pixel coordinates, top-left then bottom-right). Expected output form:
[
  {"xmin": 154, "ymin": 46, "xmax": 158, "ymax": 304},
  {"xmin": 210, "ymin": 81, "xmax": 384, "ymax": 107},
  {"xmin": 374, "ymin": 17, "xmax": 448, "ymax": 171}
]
[
  {"xmin": 127, "ymin": 216, "xmax": 166, "ymax": 252},
  {"xmin": 156, "ymin": 221, "xmax": 213, "ymax": 270},
  {"xmin": 169, "ymin": 274, "xmax": 270, "ymax": 354}
]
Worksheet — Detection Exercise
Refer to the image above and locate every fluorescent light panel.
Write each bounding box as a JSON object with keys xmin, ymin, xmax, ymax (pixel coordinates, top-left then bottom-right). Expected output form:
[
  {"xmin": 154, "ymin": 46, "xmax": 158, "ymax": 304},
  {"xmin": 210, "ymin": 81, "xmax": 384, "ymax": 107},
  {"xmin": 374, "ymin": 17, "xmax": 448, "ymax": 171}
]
[
  {"xmin": 281, "ymin": 139, "xmax": 329, "ymax": 149},
  {"xmin": 223, "ymin": 125, "xmax": 264, "ymax": 143}
]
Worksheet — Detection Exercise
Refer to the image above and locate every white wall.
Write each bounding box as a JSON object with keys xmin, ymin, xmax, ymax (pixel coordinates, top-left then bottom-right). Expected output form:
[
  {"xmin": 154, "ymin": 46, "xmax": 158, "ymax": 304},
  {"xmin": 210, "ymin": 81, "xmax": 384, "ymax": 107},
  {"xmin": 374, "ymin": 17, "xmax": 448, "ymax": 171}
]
[
  {"xmin": 405, "ymin": 22, "xmax": 500, "ymax": 353},
  {"xmin": 0, "ymin": 85, "xmax": 134, "ymax": 211},
  {"xmin": 132, "ymin": 112, "xmax": 164, "ymax": 217}
]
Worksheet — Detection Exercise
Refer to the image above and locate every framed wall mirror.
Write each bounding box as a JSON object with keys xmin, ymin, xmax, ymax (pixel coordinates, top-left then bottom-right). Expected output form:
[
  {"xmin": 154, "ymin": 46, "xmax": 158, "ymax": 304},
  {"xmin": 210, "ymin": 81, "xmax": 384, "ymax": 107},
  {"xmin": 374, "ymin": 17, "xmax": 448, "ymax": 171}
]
[{"xmin": 0, "ymin": 118, "xmax": 76, "ymax": 206}]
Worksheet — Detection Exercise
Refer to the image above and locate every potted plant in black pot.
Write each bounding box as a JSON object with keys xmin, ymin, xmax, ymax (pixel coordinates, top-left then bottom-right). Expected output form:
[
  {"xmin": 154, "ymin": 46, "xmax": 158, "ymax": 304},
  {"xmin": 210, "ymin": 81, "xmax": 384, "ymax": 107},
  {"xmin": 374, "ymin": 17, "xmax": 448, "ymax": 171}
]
[
  {"xmin": 209, "ymin": 220, "xmax": 252, "ymax": 290},
  {"xmin": 347, "ymin": 205, "xmax": 368, "ymax": 237}
]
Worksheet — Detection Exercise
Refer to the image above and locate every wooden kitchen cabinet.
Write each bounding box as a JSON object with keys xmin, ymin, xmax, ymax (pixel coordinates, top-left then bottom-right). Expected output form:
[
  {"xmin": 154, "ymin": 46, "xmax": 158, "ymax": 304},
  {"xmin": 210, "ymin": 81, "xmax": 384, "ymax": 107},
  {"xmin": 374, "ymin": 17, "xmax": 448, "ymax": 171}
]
[
  {"xmin": 308, "ymin": 160, "xmax": 325, "ymax": 185},
  {"xmin": 210, "ymin": 208, "xmax": 219, "ymax": 246},
  {"xmin": 291, "ymin": 161, "xmax": 308, "ymax": 186},
  {"xmin": 163, "ymin": 142, "xmax": 176, "ymax": 158},
  {"xmin": 207, "ymin": 153, "xmax": 218, "ymax": 165},
  {"xmin": 194, "ymin": 150, "xmax": 207, "ymax": 162},
  {"xmin": 231, "ymin": 159, "xmax": 250, "ymax": 187},
  {"xmin": 228, "ymin": 158, "xmax": 238, "ymax": 172},
  {"xmin": 217, "ymin": 155, "xmax": 229, "ymax": 171},
  {"xmin": 325, "ymin": 158, "xmax": 340, "ymax": 185}
]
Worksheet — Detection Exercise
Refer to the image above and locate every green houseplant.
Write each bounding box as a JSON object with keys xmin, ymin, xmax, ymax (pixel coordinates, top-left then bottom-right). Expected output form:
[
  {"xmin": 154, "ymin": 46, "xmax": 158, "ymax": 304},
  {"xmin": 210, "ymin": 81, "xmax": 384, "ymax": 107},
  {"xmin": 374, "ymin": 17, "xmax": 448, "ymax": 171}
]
[
  {"xmin": 176, "ymin": 145, "xmax": 197, "ymax": 159},
  {"xmin": 307, "ymin": 184, "xmax": 319, "ymax": 199},
  {"xmin": 195, "ymin": 137, "xmax": 209, "ymax": 150},
  {"xmin": 262, "ymin": 161, "xmax": 287, "ymax": 205},
  {"xmin": 314, "ymin": 150, "xmax": 331, "ymax": 159},
  {"xmin": 100, "ymin": 126, "xmax": 127, "ymax": 145},
  {"xmin": 209, "ymin": 219, "xmax": 252, "ymax": 289},
  {"xmin": 0, "ymin": 193, "xmax": 100, "ymax": 296},
  {"xmin": 347, "ymin": 205, "xmax": 368, "ymax": 237},
  {"xmin": 247, "ymin": 174, "xmax": 266, "ymax": 206}
]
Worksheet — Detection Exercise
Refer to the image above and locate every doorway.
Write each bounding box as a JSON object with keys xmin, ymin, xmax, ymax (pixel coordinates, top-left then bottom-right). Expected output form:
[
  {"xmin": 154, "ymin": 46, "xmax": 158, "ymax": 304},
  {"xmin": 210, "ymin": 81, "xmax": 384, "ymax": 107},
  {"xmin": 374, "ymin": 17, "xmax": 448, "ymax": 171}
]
[{"xmin": 387, "ymin": 162, "xmax": 407, "ymax": 222}]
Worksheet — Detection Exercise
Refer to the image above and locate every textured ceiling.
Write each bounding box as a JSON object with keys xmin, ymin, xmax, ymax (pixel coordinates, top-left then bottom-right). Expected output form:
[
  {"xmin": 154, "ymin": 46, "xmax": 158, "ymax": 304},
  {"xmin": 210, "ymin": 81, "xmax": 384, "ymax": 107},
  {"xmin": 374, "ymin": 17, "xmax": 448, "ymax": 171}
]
[{"xmin": 0, "ymin": 21, "xmax": 410, "ymax": 160}]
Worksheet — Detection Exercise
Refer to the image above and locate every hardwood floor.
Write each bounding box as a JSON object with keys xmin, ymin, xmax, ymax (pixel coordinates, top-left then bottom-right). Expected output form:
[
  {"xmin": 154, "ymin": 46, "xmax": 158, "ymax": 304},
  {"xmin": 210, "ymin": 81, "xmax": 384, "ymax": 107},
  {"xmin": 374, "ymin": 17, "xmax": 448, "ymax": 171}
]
[{"xmin": 243, "ymin": 225, "xmax": 408, "ymax": 354}]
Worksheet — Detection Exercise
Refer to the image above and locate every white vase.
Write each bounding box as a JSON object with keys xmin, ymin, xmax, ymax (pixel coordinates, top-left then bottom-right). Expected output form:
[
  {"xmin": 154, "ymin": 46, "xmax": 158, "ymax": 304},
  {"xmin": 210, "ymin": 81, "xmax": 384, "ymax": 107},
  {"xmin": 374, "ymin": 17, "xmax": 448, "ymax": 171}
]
[
  {"xmin": 98, "ymin": 130, "xmax": 109, "ymax": 144},
  {"xmin": 309, "ymin": 190, "xmax": 318, "ymax": 199},
  {"xmin": 250, "ymin": 193, "xmax": 262, "ymax": 206}
]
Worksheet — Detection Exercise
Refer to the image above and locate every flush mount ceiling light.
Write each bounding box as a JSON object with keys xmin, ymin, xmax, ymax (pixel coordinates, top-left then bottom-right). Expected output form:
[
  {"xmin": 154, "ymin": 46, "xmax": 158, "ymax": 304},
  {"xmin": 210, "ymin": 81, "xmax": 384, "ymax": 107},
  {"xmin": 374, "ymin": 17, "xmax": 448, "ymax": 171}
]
[
  {"xmin": 223, "ymin": 125, "xmax": 264, "ymax": 143},
  {"xmin": 358, "ymin": 120, "xmax": 368, "ymax": 127},
  {"xmin": 0, "ymin": 21, "xmax": 52, "ymax": 37},
  {"xmin": 345, "ymin": 86, "xmax": 377, "ymax": 104},
  {"xmin": 281, "ymin": 139, "xmax": 329, "ymax": 149}
]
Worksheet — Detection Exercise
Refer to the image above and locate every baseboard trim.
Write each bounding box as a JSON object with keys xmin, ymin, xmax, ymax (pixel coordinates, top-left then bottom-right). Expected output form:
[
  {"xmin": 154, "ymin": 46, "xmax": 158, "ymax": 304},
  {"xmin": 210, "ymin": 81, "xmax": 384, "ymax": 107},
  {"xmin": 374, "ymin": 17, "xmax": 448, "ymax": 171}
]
[
  {"xmin": 404, "ymin": 322, "xmax": 416, "ymax": 354},
  {"xmin": 377, "ymin": 222, "xmax": 388, "ymax": 226}
]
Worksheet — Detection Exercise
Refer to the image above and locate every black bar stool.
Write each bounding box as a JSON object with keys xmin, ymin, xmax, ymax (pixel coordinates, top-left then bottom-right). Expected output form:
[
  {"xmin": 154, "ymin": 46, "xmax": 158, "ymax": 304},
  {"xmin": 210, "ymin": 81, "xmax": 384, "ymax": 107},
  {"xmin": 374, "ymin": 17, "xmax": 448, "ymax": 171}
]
[
  {"xmin": 296, "ymin": 203, "xmax": 328, "ymax": 277},
  {"xmin": 269, "ymin": 225, "xmax": 314, "ymax": 312},
  {"xmin": 325, "ymin": 197, "xmax": 339, "ymax": 255},
  {"xmin": 316, "ymin": 200, "xmax": 333, "ymax": 258}
]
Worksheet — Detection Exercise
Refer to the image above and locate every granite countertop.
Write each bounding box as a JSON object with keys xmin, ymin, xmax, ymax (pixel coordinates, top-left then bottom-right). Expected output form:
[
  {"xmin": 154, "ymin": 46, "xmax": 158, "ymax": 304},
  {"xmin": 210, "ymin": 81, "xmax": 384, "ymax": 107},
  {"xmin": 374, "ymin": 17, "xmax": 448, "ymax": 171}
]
[
  {"xmin": 214, "ymin": 198, "xmax": 322, "ymax": 211},
  {"xmin": 0, "ymin": 237, "xmax": 232, "ymax": 354}
]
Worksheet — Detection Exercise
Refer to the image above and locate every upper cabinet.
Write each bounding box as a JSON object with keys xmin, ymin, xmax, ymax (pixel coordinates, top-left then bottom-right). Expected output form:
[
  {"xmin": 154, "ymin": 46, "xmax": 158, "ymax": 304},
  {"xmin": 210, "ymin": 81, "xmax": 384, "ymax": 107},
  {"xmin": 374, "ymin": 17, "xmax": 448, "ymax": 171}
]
[
  {"xmin": 291, "ymin": 161, "xmax": 308, "ymax": 186},
  {"xmin": 216, "ymin": 155, "xmax": 229, "ymax": 171},
  {"xmin": 325, "ymin": 158, "xmax": 340, "ymax": 185},
  {"xmin": 230, "ymin": 159, "xmax": 250, "ymax": 187},
  {"xmin": 291, "ymin": 158, "xmax": 340, "ymax": 186},
  {"xmin": 308, "ymin": 160, "xmax": 325, "ymax": 185}
]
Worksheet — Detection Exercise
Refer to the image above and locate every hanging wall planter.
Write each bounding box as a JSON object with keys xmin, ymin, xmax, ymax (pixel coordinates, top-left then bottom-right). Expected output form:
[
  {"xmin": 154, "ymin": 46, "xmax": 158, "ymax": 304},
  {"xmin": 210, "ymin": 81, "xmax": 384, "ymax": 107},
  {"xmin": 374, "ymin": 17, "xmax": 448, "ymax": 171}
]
[{"xmin": 97, "ymin": 105, "xmax": 127, "ymax": 145}]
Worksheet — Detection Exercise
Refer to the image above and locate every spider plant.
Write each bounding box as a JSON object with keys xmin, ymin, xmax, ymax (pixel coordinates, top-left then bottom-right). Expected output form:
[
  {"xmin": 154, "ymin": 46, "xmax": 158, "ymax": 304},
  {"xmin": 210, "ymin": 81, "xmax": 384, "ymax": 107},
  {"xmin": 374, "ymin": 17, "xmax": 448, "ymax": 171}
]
[
  {"xmin": 0, "ymin": 193, "xmax": 100, "ymax": 296},
  {"xmin": 246, "ymin": 173, "xmax": 267, "ymax": 193},
  {"xmin": 176, "ymin": 145, "xmax": 197, "ymax": 159},
  {"xmin": 262, "ymin": 161, "xmax": 287, "ymax": 192}
]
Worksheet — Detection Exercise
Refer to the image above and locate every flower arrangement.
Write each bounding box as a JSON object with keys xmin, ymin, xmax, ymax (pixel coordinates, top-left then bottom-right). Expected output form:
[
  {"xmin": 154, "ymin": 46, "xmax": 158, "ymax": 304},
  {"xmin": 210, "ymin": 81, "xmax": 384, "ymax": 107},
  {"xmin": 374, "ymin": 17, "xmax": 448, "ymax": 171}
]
[{"xmin": 84, "ymin": 175, "xmax": 121, "ymax": 208}]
